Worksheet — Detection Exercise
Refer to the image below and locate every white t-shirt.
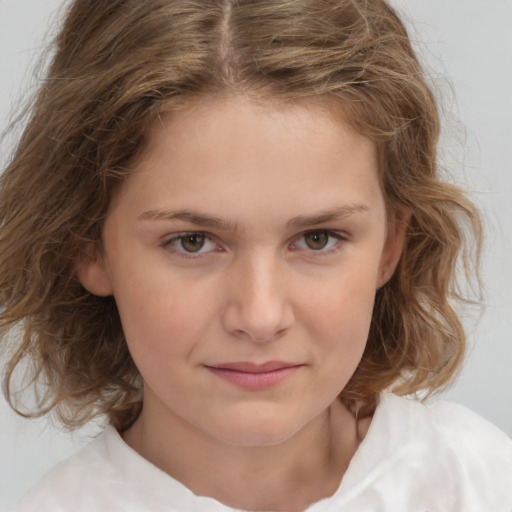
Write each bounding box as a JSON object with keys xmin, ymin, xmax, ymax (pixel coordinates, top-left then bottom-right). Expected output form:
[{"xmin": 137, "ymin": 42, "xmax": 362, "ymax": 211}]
[{"xmin": 14, "ymin": 394, "xmax": 512, "ymax": 512}]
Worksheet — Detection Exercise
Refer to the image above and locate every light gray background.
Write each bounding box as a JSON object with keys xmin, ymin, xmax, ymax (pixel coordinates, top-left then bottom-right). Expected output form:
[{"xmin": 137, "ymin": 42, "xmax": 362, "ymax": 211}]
[{"xmin": 1, "ymin": 0, "xmax": 511, "ymax": 510}]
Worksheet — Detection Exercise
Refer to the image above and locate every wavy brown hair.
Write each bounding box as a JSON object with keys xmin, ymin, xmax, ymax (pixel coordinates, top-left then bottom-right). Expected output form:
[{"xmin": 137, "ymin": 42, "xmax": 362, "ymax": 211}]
[{"xmin": 0, "ymin": 0, "xmax": 481, "ymax": 430}]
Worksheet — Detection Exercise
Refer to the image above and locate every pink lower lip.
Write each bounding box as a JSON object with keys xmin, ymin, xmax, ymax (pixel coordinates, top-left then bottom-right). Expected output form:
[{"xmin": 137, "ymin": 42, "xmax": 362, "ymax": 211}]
[{"xmin": 205, "ymin": 365, "xmax": 302, "ymax": 390}]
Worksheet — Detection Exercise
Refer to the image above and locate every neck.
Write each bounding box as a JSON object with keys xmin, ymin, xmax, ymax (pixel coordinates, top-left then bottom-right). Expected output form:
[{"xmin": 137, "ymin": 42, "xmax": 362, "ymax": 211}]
[{"xmin": 123, "ymin": 397, "xmax": 363, "ymax": 512}]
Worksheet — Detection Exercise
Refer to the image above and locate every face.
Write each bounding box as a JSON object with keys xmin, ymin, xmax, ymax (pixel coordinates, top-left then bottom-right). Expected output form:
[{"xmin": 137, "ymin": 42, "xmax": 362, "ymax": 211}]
[{"xmin": 80, "ymin": 96, "xmax": 404, "ymax": 447}]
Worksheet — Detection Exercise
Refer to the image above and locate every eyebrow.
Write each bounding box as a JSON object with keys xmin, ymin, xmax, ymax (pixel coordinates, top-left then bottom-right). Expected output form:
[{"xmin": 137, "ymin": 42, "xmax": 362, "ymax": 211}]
[
  {"xmin": 138, "ymin": 204, "xmax": 369, "ymax": 232},
  {"xmin": 286, "ymin": 204, "xmax": 370, "ymax": 229},
  {"xmin": 138, "ymin": 209, "xmax": 240, "ymax": 232}
]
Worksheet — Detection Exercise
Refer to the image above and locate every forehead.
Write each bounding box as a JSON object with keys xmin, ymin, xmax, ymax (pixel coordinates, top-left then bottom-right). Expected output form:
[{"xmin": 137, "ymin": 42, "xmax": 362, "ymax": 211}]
[{"xmin": 110, "ymin": 95, "xmax": 384, "ymax": 227}]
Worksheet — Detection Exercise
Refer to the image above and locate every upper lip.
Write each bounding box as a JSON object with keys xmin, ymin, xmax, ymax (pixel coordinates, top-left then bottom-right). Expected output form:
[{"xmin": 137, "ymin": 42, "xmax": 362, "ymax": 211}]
[{"xmin": 205, "ymin": 361, "xmax": 302, "ymax": 373}]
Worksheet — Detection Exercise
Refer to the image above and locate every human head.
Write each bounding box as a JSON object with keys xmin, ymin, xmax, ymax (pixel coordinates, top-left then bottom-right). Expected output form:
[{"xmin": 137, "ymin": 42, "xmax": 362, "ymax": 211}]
[{"xmin": 0, "ymin": 0, "xmax": 480, "ymax": 429}]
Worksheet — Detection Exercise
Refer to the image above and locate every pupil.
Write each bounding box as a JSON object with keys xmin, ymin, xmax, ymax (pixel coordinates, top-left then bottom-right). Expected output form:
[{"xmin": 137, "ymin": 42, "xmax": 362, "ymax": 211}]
[
  {"xmin": 181, "ymin": 234, "xmax": 205, "ymax": 252},
  {"xmin": 305, "ymin": 231, "xmax": 328, "ymax": 250}
]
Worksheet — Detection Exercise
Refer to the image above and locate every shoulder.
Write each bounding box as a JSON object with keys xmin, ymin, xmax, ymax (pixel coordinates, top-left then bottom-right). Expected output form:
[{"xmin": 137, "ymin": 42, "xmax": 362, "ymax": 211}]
[
  {"xmin": 333, "ymin": 394, "xmax": 512, "ymax": 512},
  {"xmin": 392, "ymin": 395, "xmax": 512, "ymax": 507},
  {"xmin": 383, "ymin": 393, "xmax": 512, "ymax": 458},
  {"xmin": 379, "ymin": 394, "xmax": 512, "ymax": 473},
  {"xmin": 14, "ymin": 427, "xmax": 118, "ymax": 512},
  {"xmin": 13, "ymin": 426, "xmax": 166, "ymax": 512},
  {"xmin": 13, "ymin": 426, "xmax": 233, "ymax": 512}
]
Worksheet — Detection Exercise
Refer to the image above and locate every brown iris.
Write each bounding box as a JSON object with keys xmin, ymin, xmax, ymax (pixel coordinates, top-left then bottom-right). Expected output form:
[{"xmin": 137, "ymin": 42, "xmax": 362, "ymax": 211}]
[
  {"xmin": 180, "ymin": 233, "xmax": 205, "ymax": 252},
  {"xmin": 304, "ymin": 231, "xmax": 329, "ymax": 250}
]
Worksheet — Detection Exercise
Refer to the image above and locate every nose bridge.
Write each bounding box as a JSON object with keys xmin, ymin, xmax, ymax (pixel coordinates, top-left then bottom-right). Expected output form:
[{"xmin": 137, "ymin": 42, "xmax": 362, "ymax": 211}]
[{"xmin": 223, "ymin": 248, "xmax": 293, "ymax": 342}]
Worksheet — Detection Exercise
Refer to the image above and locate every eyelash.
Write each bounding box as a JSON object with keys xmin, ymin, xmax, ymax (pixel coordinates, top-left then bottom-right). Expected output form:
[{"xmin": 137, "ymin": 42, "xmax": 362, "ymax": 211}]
[
  {"xmin": 161, "ymin": 230, "xmax": 347, "ymax": 259},
  {"xmin": 291, "ymin": 230, "xmax": 347, "ymax": 256},
  {"xmin": 161, "ymin": 232, "xmax": 220, "ymax": 259}
]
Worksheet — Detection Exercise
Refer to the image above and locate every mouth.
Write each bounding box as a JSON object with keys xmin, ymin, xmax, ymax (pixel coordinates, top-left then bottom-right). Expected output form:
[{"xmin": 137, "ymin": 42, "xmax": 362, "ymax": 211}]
[{"xmin": 204, "ymin": 361, "xmax": 303, "ymax": 390}]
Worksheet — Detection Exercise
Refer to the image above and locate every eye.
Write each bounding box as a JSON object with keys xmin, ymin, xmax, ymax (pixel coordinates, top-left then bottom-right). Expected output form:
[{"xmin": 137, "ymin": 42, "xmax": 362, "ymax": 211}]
[
  {"xmin": 163, "ymin": 232, "xmax": 218, "ymax": 255},
  {"xmin": 292, "ymin": 230, "xmax": 345, "ymax": 252}
]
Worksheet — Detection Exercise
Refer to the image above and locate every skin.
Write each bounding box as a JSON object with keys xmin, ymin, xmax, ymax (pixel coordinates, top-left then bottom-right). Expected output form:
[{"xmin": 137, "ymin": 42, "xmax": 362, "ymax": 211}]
[{"xmin": 79, "ymin": 95, "xmax": 406, "ymax": 511}]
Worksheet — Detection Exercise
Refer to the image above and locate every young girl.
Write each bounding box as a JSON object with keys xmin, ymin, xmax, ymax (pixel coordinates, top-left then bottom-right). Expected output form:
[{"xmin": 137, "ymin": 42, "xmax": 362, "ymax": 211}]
[{"xmin": 1, "ymin": 1, "xmax": 511, "ymax": 511}]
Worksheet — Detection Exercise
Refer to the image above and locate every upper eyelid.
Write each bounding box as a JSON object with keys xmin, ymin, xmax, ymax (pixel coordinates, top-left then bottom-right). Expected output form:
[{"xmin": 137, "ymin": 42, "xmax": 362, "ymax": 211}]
[
  {"xmin": 161, "ymin": 229, "xmax": 348, "ymax": 253},
  {"xmin": 162, "ymin": 231, "xmax": 217, "ymax": 248},
  {"xmin": 161, "ymin": 232, "xmax": 219, "ymax": 259},
  {"xmin": 293, "ymin": 229, "xmax": 348, "ymax": 241},
  {"xmin": 288, "ymin": 229, "xmax": 348, "ymax": 253},
  {"xmin": 163, "ymin": 231, "xmax": 214, "ymax": 242},
  {"xmin": 162, "ymin": 228, "xmax": 346, "ymax": 239}
]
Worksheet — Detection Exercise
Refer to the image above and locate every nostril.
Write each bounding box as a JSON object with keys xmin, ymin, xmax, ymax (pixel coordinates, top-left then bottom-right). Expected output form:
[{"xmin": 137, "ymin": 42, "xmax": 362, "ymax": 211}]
[
  {"xmin": 273, "ymin": 328, "xmax": 288, "ymax": 341},
  {"xmin": 233, "ymin": 328, "xmax": 251, "ymax": 340},
  {"xmin": 231, "ymin": 326, "xmax": 290, "ymax": 344}
]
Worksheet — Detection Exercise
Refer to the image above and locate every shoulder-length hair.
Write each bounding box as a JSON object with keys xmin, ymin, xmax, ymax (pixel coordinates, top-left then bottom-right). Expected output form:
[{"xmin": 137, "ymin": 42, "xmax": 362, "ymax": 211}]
[{"xmin": 0, "ymin": 0, "xmax": 481, "ymax": 429}]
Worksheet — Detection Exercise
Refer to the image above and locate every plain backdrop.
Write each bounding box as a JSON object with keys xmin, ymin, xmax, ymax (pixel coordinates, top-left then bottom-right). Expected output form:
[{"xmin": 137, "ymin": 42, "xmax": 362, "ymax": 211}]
[{"xmin": 1, "ymin": 0, "xmax": 511, "ymax": 510}]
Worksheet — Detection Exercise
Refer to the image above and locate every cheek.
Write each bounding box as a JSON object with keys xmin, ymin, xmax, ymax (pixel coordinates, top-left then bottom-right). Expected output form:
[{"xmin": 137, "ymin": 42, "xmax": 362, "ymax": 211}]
[
  {"xmin": 111, "ymin": 271, "xmax": 219, "ymax": 366},
  {"xmin": 304, "ymin": 257, "xmax": 379, "ymax": 366},
  {"xmin": 312, "ymin": 260, "xmax": 378, "ymax": 327}
]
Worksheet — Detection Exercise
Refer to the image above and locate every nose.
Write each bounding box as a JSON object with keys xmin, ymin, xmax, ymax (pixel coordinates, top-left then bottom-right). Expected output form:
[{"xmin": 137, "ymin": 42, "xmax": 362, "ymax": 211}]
[{"xmin": 221, "ymin": 252, "xmax": 295, "ymax": 343}]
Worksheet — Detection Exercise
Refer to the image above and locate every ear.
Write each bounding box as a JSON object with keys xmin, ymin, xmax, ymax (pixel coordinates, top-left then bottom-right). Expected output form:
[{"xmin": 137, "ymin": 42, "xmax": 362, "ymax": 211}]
[
  {"xmin": 77, "ymin": 248, "xmax": 113, "ymax": 297},
  {"xmin": 377, "ymin": 206, "xmax": 410, "ymax": 288}
]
